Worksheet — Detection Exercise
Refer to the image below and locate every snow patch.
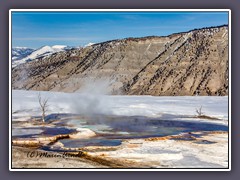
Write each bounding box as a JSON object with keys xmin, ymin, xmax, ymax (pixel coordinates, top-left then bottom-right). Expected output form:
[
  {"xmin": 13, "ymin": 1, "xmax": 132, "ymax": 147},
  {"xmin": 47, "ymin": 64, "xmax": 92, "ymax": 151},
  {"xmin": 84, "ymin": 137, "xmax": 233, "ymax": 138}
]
[
  {"xmin": 84, "ymin": 42, "xmax": 95, "ymax": 47},
  {"xmin": 69, "ymin": 128, "xmax": 96, "ymax": 139}
]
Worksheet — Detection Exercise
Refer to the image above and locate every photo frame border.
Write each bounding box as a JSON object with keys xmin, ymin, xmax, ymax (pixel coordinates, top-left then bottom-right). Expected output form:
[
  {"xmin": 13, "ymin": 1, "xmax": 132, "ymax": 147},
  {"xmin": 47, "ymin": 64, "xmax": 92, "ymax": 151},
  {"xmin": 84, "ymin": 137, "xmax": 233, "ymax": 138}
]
[{"xmin": 9, "ymin": 8, "xmax": 231, "ymax": 172}]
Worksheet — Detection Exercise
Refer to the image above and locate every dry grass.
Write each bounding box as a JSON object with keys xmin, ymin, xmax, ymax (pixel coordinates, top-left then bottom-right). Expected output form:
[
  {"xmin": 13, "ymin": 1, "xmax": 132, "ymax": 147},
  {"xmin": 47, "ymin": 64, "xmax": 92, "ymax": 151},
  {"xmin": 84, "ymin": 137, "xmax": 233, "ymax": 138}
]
[{"xmin": 195, "ymin": 115, "xmax": 220, "ymax": 120}]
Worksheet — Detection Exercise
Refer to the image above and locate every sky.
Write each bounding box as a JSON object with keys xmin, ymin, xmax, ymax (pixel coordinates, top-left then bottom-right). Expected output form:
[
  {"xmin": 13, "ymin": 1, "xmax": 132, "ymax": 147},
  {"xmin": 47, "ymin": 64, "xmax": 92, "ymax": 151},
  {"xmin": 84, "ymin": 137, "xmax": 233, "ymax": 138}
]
[{"xmin": 12, "ymin": 11, "xmax": 229, "ymax": 49}]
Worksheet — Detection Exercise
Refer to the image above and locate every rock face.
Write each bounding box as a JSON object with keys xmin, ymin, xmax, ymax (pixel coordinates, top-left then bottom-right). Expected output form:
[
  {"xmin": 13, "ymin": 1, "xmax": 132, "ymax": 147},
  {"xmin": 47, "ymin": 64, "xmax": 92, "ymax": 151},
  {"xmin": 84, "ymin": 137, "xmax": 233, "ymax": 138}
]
[{"xmin": 12, "ymin": 25, "xmax": 229, "ymax": 96}]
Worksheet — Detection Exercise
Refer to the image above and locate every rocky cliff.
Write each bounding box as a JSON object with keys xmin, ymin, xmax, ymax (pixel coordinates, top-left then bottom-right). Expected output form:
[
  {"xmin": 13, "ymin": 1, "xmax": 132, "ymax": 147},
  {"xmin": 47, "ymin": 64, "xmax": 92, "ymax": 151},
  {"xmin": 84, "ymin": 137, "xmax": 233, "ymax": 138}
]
[{"xmin": 12, "ymin": 25, "xmax": 229, "ymax": 96}]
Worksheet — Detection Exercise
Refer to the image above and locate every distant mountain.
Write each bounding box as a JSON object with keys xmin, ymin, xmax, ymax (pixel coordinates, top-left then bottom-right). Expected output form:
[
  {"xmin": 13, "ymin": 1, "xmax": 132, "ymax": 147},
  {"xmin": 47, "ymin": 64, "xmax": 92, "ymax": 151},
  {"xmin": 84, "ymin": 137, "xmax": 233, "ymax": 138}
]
[
  {"xmin": 12, "ymin": 45, "xmax": 72, "ymax": 67},
  {"xmin": 12, "ymin": 47, "xmax": 35, "ymax": 61},
  {"xmin": 12, "ymin": 25, "xmax": 229, "ymax": 96},
  {"xmin": 84, "ymin": 42, "xmax": 95, "ymax": 47}
]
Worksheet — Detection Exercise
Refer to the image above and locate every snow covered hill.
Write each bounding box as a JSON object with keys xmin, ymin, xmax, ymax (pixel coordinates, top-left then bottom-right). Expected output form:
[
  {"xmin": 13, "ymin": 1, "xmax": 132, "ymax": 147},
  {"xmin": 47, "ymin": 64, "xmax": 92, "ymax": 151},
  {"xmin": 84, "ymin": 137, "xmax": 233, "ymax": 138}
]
[
  {"xmin": 12, "ymin": 47, "xmax": 35, "ymax": 61},
  {"xmin": 84, "ymin": 42, "xmax": 95, "ymax": 47},
  {"xmin": 12, "ymin": 45, "xmax": 72, "ymax": 67}
]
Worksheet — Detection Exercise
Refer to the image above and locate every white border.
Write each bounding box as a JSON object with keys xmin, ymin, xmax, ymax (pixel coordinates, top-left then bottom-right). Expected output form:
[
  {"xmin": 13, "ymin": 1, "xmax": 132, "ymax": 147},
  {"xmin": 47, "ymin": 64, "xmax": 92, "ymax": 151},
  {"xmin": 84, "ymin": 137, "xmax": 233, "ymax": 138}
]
[
  {"xmin": 228, "ymin": 9, "xmax": 232, "ymax": 172},
  {"xmin": 9, "ymin": 9, "xmax": 231, "ymax": 171}
]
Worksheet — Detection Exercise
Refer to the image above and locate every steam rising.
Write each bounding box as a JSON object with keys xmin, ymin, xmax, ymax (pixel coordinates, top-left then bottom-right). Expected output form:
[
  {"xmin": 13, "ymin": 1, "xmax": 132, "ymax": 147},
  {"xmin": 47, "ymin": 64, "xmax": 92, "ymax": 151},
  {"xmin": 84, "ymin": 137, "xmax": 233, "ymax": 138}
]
[
  {"xmin": 71, "ymin": 78, "xmax": 116, "ymax": 116},
  {"xmin": 76, "ymin": 78, "xmax": 113, "ymax": 95}
]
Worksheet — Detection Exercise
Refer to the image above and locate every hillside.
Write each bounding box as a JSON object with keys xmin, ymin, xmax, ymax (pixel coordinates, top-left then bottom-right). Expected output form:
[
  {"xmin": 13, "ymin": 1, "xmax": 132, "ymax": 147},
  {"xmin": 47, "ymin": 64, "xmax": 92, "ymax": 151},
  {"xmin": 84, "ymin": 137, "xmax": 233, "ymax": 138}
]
[
  {"xmin": 12, "ymin": 47, "xmax": 34, "ymax": 61},
  {"xmin": 12, "ymin": 25, "xmax": 229, "ymax": 96},
  {"xmin": 12, "ymin": 45, "xmax": 72, "ymax": 67}
]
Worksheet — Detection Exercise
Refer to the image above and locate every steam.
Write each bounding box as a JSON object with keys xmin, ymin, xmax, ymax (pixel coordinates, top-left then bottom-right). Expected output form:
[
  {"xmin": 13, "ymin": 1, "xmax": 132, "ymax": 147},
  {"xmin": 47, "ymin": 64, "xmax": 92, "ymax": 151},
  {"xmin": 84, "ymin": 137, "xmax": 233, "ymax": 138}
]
[
  {"xmin": 13, "ymin": 64, "xmax": 30, "ymax": 89},
  {"xmin": 70, "ymin": 78, "xmax": 116, "ymax": 116},
  {"xmin": 76, "ymin": 77, "xmax": 113, "ymax": 95},
  {"xmin": 67, "ymin": 78, "xmax": 155, "ymax": 131},
  {"xmin": 69, "ymin": 77, "xmax": 156, "ymax": 131}
]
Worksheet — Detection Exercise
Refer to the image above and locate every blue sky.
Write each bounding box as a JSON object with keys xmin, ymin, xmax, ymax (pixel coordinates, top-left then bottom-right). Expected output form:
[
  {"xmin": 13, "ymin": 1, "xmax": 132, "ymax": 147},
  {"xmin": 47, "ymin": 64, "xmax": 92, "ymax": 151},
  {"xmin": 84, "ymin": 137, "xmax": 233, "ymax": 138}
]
[{"xmin": 12, "ymin": 11, "xmax": 229, "ymax": 49}]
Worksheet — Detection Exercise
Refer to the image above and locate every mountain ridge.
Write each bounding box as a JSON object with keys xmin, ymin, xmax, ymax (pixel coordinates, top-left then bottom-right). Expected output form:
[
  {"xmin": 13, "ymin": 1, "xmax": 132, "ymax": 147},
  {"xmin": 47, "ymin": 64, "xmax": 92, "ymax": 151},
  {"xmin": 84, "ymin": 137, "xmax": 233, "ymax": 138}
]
[
  {"xmin": 12, "ymin": 25, "xmax": 229, "ymax": 96},
  {"xmin": 12, "ymin": 45, "xmax": 73, "ymax": 67},
  {"xmin": 12, "ymin": 47, "xmax": 35, "ymax": 61}
]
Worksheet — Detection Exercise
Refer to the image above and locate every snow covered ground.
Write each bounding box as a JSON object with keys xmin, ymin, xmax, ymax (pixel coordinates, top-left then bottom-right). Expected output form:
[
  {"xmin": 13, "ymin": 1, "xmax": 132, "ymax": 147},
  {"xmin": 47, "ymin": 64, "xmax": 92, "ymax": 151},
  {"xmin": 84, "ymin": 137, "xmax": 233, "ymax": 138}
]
[
  {"xmin": 89, "ymin": 132, "xmax": 228, "ymax": 168},
  {"xmin": 12, "ymin": 90, "xmax": 228, "ymax": 123},
  {"xmin": 11, "ymin": 90, "xmax": 229, "ymax": 169}
]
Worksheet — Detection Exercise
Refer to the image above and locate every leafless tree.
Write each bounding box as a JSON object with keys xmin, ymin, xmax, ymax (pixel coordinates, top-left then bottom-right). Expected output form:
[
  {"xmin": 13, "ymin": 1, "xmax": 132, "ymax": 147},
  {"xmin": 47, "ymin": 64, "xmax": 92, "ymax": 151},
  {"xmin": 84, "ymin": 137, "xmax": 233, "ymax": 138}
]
[
  {"xmin": 38, "ymin": 93, "xmax": 49, "ymax": 123},
  {"xmin": 196, "ymin": 106, "xmax": 204, "ymax": 116}
]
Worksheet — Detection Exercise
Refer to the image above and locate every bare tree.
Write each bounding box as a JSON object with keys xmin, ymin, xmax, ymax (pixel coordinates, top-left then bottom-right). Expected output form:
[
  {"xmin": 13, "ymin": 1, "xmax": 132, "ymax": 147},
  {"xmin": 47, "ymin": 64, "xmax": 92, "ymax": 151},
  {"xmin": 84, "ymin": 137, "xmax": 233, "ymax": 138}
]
[
  {"xmin": 196, "ymin": 106, "xmax": 204, "ymax": 116},
  {"xmin": 38, "ymin": 93, "xmax": 49, "ymax": 123}
]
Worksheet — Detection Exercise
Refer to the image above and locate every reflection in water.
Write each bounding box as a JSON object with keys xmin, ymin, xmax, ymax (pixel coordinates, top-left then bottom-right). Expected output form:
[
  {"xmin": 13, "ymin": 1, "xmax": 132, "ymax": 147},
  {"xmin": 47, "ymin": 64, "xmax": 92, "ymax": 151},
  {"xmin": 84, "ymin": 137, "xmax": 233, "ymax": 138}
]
[
  {"xmin": 13, "ymin": 114, "xmax": 228, "ymax": 148},
  {"xmin": 58, "ymin": 115, "xmax": 228, "ymax": 148},
  {"xmin": 60, "ymin": 138, "xmax": 122, "ymax": 148},
  {"xmin": 12, "ymin": 127, "xmax": 76, "ymax": 138}
]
